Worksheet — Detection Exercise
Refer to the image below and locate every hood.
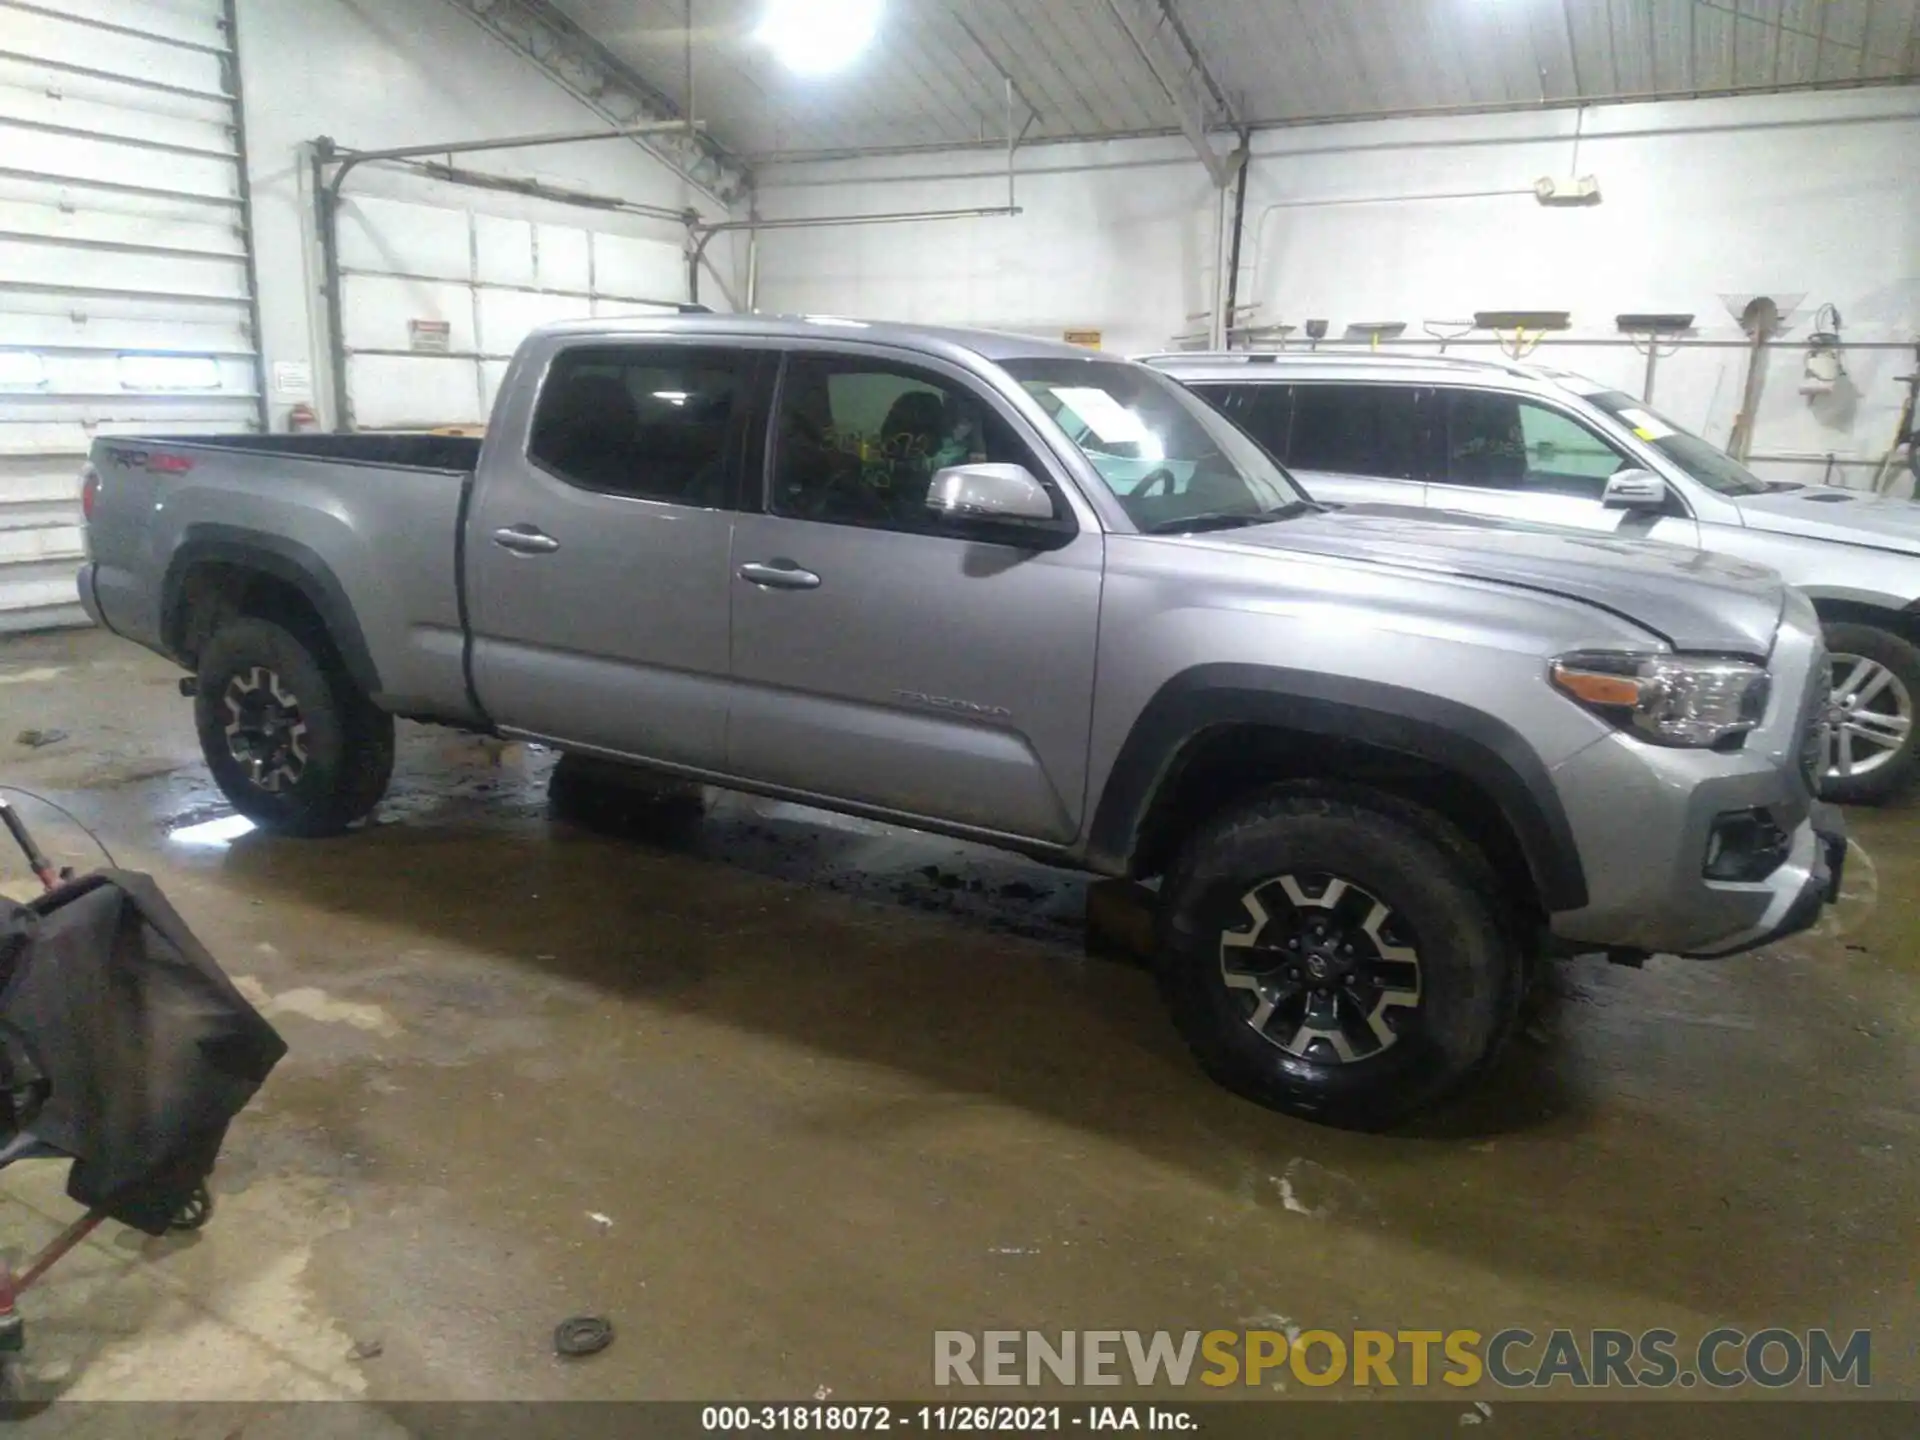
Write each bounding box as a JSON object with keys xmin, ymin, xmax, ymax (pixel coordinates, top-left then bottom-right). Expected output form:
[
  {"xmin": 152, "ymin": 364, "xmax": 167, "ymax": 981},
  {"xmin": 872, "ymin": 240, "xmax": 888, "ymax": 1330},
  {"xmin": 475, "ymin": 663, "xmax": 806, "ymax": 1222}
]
[
  {"xmin": 1729, "ymin": 486, "xmax": 1920, "ymax": 553},
  {"xmin": 1209, "ymin": 504, "xmax": 1786, "ymax": 656}
]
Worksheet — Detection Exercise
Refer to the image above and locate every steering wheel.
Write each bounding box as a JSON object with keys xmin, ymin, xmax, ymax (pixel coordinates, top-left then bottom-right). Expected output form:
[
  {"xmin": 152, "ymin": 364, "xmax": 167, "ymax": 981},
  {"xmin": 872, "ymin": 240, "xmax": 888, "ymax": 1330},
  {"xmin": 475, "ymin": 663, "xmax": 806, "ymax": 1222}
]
[{"xmin": 1127, "ymin": 467, "xmax": 1179, "ymax": 498}]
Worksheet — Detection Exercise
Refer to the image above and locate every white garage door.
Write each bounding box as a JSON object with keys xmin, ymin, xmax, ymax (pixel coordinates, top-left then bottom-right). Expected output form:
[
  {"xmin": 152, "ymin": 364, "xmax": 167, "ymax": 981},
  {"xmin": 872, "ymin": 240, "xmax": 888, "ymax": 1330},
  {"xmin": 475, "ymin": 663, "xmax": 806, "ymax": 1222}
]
[
  {"xmin": 336, "ymin": 190, "xmax": 688, "ymax": 431},
  {"xmin": 0, "ymin": 0, "xmax": 261, "ymax": 631}
]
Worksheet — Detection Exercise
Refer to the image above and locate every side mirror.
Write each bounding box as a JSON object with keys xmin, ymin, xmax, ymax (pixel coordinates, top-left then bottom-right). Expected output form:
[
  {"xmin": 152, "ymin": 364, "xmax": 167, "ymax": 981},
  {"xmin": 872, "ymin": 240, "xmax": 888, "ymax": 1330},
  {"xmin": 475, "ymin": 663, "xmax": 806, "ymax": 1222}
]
[
  {"xmin": 926, "ymin": 463, "xmax": 1056, "ymax": 523},
  {"xmin": 1602, "ymin": 468, "xmax": 1670, "ymax": 511}
]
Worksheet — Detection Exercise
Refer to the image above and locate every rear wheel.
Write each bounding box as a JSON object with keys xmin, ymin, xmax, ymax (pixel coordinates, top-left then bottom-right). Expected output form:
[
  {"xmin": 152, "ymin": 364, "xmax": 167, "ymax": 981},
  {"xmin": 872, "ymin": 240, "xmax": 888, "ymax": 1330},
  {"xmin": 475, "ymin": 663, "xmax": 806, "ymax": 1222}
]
[
  {"xmin": 1156, "ymin": 786, "xmax": 1522, "ymax": 1130},
  {"xmin": 194, "ymin": 617, "xmax": 393, "ymax": 836},
  {"xmin": 1819, "ymin": 622, "xmax": 1920, "ymax": 805}
]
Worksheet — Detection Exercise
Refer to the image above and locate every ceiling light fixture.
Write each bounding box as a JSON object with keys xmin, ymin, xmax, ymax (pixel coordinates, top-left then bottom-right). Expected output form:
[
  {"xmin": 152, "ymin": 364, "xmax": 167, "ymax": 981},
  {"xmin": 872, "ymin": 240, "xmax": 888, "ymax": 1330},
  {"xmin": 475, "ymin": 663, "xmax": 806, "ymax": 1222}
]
[{"xmin": 755, "ymin": 0, "xmax": 882, "ymax": 75}]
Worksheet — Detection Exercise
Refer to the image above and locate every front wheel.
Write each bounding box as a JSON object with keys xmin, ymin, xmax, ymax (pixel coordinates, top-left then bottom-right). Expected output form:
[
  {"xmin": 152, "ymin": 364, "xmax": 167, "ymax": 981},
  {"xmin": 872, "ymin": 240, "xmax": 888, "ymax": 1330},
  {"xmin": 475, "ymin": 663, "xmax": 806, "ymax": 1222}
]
[
  {"xmin": 194, "ymin": 617, "xmax": 394, "ymax": 836},
  {"xmin": 1819, "ymin": 622, "xmax": 1920, "ymax": 805},
  {"xmin": 1156, "ymin": 787, "xmax": 1522, "ymax": 1130}
]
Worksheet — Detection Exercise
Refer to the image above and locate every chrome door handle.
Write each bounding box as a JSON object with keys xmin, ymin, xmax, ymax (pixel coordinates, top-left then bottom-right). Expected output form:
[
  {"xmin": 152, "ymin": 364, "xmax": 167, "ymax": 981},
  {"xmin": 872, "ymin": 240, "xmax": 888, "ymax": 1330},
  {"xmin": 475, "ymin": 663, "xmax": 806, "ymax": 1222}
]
[
  {"xmin": 493, "ymin": 525, "xmax": 560, "ymax": 555},
  {"xmin": 738, "ymin": 560, "xmax": 821, "ymax": 591}
]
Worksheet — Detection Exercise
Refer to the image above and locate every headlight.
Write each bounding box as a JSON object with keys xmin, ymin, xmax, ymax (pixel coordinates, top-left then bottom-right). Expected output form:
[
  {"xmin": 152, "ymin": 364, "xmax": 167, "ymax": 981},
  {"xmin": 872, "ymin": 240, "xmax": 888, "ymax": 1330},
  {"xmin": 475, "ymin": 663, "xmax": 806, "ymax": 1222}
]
[{"xmin": 1550, "ymin": 650, "xmax": 1770, "ymax": 748}]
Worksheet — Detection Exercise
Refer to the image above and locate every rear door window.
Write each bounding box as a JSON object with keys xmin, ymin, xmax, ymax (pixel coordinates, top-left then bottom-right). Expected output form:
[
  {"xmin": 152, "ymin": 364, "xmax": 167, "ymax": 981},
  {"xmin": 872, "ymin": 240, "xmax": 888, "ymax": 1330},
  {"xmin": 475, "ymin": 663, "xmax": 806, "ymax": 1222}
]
[
  {"xmin": 1286, "ymin": 384, "xmax": 1423, "ymax": 479},
  {"xmin": 528, "ymin": 345, "xmax": 743, "ymax": 506},
  {"xmin": 1191, "ymin": 383, "xmax": 1294, "ymax": 463}
]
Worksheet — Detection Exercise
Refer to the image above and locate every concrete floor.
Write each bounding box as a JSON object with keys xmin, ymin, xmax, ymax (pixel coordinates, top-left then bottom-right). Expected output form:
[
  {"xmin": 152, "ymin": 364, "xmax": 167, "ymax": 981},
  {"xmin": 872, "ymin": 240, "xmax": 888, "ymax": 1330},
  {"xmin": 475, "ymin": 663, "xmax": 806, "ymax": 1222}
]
[{"xmin": 1, "ymin": 628, "xmax": 1916, "ymax": 1418}]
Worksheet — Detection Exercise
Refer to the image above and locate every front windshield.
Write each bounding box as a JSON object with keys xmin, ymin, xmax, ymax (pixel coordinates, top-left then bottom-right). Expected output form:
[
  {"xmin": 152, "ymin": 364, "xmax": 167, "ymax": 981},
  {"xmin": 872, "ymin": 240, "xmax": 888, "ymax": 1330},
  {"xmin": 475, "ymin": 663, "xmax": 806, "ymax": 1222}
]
[
  {"xmin": 1583, "ymin": 390, "xmax": 1774, "ymax": 496},
  {"xmin": 1001, "ymin": 357, "xmax": 1307, "ymax": 531}
]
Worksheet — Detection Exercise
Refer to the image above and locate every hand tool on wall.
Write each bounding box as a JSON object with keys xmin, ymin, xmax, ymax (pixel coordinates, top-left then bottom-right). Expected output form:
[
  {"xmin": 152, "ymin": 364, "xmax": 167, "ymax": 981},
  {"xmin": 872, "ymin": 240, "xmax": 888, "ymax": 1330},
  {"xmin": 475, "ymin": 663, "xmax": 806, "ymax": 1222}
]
[{"xmin": 1617, "ymin": 313, "xmax": 1695, "ymax": 403}]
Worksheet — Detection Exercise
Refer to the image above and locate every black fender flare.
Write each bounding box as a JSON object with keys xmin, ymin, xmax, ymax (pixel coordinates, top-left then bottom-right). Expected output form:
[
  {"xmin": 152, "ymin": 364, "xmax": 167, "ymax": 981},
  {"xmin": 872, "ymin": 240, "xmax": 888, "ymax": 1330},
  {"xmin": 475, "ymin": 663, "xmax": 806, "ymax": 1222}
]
[
  {"xmin": 1086, "ymin": 664, "xmax": 1589, "ymax": 912},
  {"xmin": 162, "ymin": 525, "xmax": 382, "ymax": 696}
]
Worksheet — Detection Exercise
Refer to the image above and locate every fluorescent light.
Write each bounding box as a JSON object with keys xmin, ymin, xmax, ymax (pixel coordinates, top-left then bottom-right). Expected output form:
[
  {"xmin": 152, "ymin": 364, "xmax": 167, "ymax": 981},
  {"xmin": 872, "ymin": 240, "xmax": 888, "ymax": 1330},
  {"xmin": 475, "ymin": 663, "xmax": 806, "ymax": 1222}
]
[
  {"xmin": 756, "ymin": 0, "xmax": 882, "ymax": 75},
  {"xmin": 0, "ymin": 352, "xmax": 46, "ymax": 389},
  {"xmin": 652, "ymin": 390, "xmax": 690, "ymax": 405},
  {"xmin": 119, "ymin": 354, "xmax": 222, "ymax": 391}
]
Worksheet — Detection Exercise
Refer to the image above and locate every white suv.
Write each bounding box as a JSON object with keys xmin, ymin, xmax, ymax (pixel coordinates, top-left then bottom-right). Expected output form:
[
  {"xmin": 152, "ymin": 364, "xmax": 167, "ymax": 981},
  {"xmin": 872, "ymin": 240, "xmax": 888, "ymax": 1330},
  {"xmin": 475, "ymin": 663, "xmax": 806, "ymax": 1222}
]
[{"xmin": 1149, "ymin": 350, "xmax": 1920, "ymax": 804}]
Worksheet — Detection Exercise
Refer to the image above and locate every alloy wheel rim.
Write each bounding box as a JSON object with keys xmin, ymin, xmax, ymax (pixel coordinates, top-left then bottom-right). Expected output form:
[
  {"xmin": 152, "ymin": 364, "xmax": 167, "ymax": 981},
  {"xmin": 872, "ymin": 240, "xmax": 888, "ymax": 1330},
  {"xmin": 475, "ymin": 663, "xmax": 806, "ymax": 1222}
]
[
  {"xmin": 223, "ymin": 666, "xmax": 310, "ymax": 793},
  {"xmin": 1218, "ymin": 873, "xmax": 1422, "ymax": 1063},
  {"xmin": 1824, "ymin": 652, "xmax": 1913, "ymax": 781}
]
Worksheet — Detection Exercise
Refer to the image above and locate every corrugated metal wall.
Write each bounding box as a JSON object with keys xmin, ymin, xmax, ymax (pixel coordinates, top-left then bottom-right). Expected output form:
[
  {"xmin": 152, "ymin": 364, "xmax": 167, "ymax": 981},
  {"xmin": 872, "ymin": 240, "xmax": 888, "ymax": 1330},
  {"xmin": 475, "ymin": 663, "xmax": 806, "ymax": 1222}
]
[{"xmin": 0, "ymin": 0, "xmax": 262, "ymax": 631}]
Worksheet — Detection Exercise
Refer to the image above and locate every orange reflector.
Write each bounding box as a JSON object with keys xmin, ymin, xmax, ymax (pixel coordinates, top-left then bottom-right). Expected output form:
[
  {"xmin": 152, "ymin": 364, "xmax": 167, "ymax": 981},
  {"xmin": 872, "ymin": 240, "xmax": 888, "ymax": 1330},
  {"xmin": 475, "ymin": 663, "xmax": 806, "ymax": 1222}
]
[{"xmin": 1551, "ymin": 663, "xmax": 1642, "ymax": 708}]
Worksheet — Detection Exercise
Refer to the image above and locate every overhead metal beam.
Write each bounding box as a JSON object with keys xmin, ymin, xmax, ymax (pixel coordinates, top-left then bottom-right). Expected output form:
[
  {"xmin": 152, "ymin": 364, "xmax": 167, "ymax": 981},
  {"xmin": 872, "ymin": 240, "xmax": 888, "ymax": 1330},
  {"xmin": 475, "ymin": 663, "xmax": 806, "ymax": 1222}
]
[
  {"xmin": 1100, "ymin": 0, "xmax": 1237, "ymax": 185},
  {"xmin": 437, "ymin": 0, "xmax": 751, "ymax": 208},
  {"xmin": 949, "ymin": 11, "xmax": 1045, "ymax": 137},
  {"xmin": 1153, "ymin": 0, "xmax": 1239, "ymax": 130}
]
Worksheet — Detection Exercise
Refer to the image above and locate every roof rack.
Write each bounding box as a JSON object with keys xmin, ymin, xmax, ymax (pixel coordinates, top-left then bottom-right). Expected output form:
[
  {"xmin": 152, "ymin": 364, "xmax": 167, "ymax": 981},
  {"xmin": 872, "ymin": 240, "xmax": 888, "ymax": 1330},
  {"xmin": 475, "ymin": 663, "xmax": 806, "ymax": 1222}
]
[{"xmin": 1138, "ymin": 349, "xmax": 1536, "ymax": 378}]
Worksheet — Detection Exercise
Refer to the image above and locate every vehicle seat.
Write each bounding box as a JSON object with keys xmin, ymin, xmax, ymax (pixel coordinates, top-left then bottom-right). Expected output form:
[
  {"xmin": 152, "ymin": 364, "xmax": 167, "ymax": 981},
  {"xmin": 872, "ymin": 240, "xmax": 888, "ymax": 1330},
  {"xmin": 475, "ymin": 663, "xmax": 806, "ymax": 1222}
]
[
  {"xmin": 878, "ymin": 389, "xmax": 949, "ymax": 520},
  {"xmin": 535, "ymin": 373, "xmax": 640, "ymax": 490},
  {"xmin": 1449, "ymin": 396, "xmax": 1528, "ymax": 488},
  {"xmin": 775, "ymin": 372, "xmax": 845, "ymax": 518},
  {"xmin": 675, "ymin": 390, "xmax": 735, "ymax": 507}
]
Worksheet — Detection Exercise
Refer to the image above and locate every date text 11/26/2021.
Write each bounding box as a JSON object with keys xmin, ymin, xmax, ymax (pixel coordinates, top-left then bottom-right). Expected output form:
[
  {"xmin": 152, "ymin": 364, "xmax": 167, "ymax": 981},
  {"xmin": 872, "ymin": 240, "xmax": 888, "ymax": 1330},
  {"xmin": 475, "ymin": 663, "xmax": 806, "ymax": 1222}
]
[{"xmin": 701, "ymin": 1407, "xmax": 1194, "ymax": 1432}]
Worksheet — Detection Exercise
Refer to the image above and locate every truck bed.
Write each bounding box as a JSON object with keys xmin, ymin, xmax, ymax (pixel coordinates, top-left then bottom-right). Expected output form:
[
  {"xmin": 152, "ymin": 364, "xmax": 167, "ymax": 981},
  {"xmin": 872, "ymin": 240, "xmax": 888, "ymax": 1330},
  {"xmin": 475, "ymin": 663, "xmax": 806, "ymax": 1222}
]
[{"xmin": 84, "ymin": 432, "xmax": 482, "ymax": 725}]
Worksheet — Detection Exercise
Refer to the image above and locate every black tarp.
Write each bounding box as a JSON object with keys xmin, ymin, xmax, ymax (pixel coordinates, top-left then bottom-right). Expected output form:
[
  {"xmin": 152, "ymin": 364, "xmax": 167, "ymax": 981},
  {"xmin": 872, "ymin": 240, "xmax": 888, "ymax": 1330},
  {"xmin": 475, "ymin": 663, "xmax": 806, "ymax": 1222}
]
[{"xmin": 0, "ymin": 871, "xmax": 285, "ymax": 1234}]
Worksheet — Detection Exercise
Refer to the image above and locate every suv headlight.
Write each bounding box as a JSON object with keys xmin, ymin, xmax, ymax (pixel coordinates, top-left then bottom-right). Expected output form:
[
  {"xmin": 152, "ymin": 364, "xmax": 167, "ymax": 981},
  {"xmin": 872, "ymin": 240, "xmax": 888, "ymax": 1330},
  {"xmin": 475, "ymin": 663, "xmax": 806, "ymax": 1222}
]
[{"xmin": 1550, "ymin": 650, "xmax": 1770, "ymax": 748}]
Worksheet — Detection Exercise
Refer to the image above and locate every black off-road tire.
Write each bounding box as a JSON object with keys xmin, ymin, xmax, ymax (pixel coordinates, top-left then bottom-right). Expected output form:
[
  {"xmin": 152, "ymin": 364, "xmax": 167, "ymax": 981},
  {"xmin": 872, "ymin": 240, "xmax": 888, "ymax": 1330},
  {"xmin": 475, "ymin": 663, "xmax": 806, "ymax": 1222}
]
[
  {"xmin": 1156, "ymin": 785, "xmax": 1523, "ymax": 1130},
  {"xmin": 1818, "ymin": 621, "xmax": 1920, "ymax": 806},
  {"xmin": 194, "ymin": 617, "xmax": 394, "ymax": 836}
]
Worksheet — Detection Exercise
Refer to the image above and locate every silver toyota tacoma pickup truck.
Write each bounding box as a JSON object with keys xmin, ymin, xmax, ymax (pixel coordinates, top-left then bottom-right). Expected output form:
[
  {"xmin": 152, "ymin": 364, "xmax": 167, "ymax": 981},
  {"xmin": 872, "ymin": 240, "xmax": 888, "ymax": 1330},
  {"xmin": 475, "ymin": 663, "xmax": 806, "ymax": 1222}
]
[{"xmin": 77, "ymin": 315, "xmax": 1845, "ymax": 1128}]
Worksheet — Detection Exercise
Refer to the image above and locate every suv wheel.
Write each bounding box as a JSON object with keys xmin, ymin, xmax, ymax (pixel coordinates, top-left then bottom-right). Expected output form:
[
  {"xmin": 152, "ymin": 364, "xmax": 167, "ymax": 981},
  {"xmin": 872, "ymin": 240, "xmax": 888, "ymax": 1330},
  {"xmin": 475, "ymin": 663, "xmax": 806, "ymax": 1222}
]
[
  {"xmin": 1819, "ymin": 622, "xmax": 1920, "ymax": 805},
  {"xmin": 194, "ymin": 617, "xmax": 394, "ymax": 836},
  {"xmin": 1156, "ymin": 786, "xmax": 1522, "ymax": 1130}
]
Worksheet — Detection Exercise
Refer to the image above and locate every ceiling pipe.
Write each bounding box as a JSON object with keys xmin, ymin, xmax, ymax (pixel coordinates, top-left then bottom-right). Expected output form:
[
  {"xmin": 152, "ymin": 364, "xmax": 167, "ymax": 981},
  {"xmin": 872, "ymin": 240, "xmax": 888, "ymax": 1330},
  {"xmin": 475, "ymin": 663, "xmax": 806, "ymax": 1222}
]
[{"xmin": 700, "ymin": 208, "xmax": 1022, "ymax": 234}]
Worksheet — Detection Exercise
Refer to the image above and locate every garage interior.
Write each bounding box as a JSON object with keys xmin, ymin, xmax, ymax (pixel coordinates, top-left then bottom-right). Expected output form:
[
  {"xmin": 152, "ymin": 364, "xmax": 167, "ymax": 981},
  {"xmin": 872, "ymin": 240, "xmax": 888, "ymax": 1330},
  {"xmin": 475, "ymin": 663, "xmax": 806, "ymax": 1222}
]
[{"xmin": 2, "ymin": 0, "xmax": 1920, "ymax": 1421}]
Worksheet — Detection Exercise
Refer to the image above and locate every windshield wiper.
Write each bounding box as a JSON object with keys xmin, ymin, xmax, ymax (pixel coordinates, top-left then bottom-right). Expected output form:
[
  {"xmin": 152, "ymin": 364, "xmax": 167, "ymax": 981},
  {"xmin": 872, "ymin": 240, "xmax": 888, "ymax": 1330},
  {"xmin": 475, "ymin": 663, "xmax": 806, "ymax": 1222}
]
[{"xmin": 1143, "ymin": 500, "xmax": 1323, "ymax": 535}]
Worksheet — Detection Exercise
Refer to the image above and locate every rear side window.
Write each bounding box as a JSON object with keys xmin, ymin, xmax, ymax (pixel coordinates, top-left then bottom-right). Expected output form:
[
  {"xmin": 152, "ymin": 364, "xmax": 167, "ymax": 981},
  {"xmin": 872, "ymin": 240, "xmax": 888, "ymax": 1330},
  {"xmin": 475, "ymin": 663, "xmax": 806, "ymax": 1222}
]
[
  {"xmin": 1192, "ymin": 383, "xmax": 1294, "ymax": 462},
  {"xmin": 528, "ymin": 345, "xmax": 741, "ymax": 505},
  {"xmin": 1287, "ymin": 384, "xmax": 1422, "ymax": 479}
]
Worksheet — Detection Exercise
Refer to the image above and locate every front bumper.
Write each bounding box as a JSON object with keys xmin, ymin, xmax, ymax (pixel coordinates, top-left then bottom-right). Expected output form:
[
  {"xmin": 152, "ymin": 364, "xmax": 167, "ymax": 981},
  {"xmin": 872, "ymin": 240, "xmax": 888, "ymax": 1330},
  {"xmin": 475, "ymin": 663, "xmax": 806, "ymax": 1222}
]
[
  {"xmin": 1546, "ymin": 747, "xmax": 1845, "ymax": 957},
  {"xmin": 1544, "ymin": 591, "xmax": 1842, "ymax": 959},
  {"xmin": 1680, "ymin": 802, "xmax": 1845, "ymax": 958}
]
